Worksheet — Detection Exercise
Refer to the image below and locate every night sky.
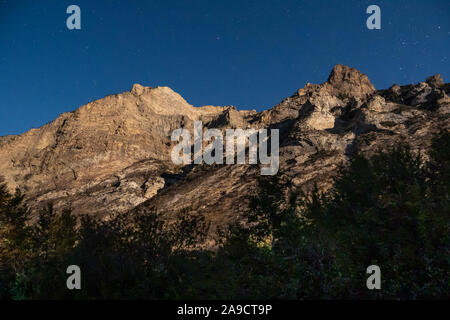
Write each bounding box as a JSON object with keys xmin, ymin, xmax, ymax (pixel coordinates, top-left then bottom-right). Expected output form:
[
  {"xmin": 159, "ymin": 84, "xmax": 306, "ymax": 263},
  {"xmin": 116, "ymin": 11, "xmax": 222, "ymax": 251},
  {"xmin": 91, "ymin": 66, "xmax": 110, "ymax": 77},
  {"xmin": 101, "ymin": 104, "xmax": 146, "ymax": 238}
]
[{"xmin": 0, "ymin": 0, "xmax": 449, "ymax": 135}]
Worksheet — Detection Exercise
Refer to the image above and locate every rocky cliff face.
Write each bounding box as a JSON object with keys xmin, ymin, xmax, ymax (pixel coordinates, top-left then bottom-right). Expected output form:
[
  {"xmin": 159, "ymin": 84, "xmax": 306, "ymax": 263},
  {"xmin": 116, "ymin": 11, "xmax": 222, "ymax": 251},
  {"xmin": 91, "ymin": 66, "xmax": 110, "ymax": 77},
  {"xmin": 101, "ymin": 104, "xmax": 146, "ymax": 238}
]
[
  {"xmin": 0, "ymin": 84, "xmax": 255, "ymax": 218},
  {"xmin": 1, "ymin": 65, "xmax": 449, "ymax": 230}
]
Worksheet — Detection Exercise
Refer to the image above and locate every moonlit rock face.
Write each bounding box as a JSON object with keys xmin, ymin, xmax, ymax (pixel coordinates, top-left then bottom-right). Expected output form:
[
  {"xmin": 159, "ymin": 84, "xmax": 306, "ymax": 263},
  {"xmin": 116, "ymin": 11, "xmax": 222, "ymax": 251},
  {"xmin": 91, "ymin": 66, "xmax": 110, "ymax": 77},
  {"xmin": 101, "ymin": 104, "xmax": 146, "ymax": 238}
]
[
  {"xmin": 0, "ymin": 80, "xmax": 255, "ymax": 218},
  {"xmin": 0, "ymin": 65, "xmax": 448, "ymax": 237}
]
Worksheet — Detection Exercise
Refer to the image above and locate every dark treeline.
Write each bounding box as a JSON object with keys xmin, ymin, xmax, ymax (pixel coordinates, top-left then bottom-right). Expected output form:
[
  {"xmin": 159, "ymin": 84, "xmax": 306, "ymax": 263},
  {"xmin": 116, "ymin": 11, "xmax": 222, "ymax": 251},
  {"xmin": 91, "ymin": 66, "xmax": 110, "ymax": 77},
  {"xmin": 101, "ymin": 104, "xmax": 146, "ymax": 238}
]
[{"xmin": 0, "ymin": 132, "xmax": 449, "ymax": 299}]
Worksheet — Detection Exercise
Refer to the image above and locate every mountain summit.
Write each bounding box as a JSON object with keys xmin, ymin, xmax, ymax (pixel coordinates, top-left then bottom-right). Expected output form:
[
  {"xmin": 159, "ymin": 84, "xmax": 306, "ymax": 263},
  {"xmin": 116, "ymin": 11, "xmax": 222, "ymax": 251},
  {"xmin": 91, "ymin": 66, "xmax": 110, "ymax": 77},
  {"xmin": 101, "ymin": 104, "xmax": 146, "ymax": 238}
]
[
  {"xmin": 0, "ymin": 65, "xmax": 448, "ymax": 233},
  {"xmin": 326, "ymin": 64, "xmax": 376, "ymax": 98}
]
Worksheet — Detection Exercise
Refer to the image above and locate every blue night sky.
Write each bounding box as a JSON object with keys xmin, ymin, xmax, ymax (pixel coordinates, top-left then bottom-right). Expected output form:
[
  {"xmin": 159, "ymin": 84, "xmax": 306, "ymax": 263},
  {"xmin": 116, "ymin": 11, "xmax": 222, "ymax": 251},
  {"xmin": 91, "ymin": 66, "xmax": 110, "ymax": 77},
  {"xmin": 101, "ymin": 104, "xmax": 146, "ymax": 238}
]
[{"xmin": 0, "ymin": 0, "xmax": 449, "ymax": 135}]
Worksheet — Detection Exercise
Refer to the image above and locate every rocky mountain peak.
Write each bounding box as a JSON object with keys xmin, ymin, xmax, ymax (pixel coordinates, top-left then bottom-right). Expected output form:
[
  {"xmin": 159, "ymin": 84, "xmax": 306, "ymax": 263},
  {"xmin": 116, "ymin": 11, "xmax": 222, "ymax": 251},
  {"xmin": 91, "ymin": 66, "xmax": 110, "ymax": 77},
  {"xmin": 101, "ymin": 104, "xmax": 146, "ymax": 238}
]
[
  {"xmin": 131, "ymin": 83, "xmax": 146, "ymax": 95},
  {"xmin": 0, "ymin": 66, "xmax": 448, "ymax": 226},
  {"xmin": 426, "ymin": 74, "xmax": 444, "ymax": 88},
  {"xmin": 326, "ymin": 64, "xmax": 376, "ymax": 99}
]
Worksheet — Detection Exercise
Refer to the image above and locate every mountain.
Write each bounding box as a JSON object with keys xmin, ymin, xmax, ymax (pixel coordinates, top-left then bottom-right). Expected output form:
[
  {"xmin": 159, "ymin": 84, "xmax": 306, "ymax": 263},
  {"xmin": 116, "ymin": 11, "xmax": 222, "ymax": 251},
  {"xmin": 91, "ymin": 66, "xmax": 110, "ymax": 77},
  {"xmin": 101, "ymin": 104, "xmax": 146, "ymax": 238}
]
[{"xmin": 1, "ymin": 65, "xmax": 449, "ymax": 236}]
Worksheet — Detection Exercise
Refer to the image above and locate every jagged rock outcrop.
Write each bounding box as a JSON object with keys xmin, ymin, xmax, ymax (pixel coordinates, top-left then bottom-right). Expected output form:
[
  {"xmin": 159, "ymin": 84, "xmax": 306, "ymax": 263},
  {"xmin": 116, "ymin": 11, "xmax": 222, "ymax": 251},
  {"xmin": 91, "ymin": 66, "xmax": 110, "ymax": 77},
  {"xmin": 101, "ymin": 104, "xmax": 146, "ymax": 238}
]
[
  {"xmin": 0, "ymin": 65, "xmax": 449, "ymax": 234},
  {"xmin": 326, "ymin": 64, "xmax": 376, "ymax": 99}
]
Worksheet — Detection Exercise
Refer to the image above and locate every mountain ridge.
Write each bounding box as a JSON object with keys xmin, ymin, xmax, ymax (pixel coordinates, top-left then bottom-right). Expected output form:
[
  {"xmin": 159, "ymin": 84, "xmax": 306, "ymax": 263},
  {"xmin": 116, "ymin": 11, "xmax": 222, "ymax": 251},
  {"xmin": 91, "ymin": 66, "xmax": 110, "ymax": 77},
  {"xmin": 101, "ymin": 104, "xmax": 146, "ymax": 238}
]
[{"xmin": 1, "ymin": 65, "xmax": 449, "ymax": 232}]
